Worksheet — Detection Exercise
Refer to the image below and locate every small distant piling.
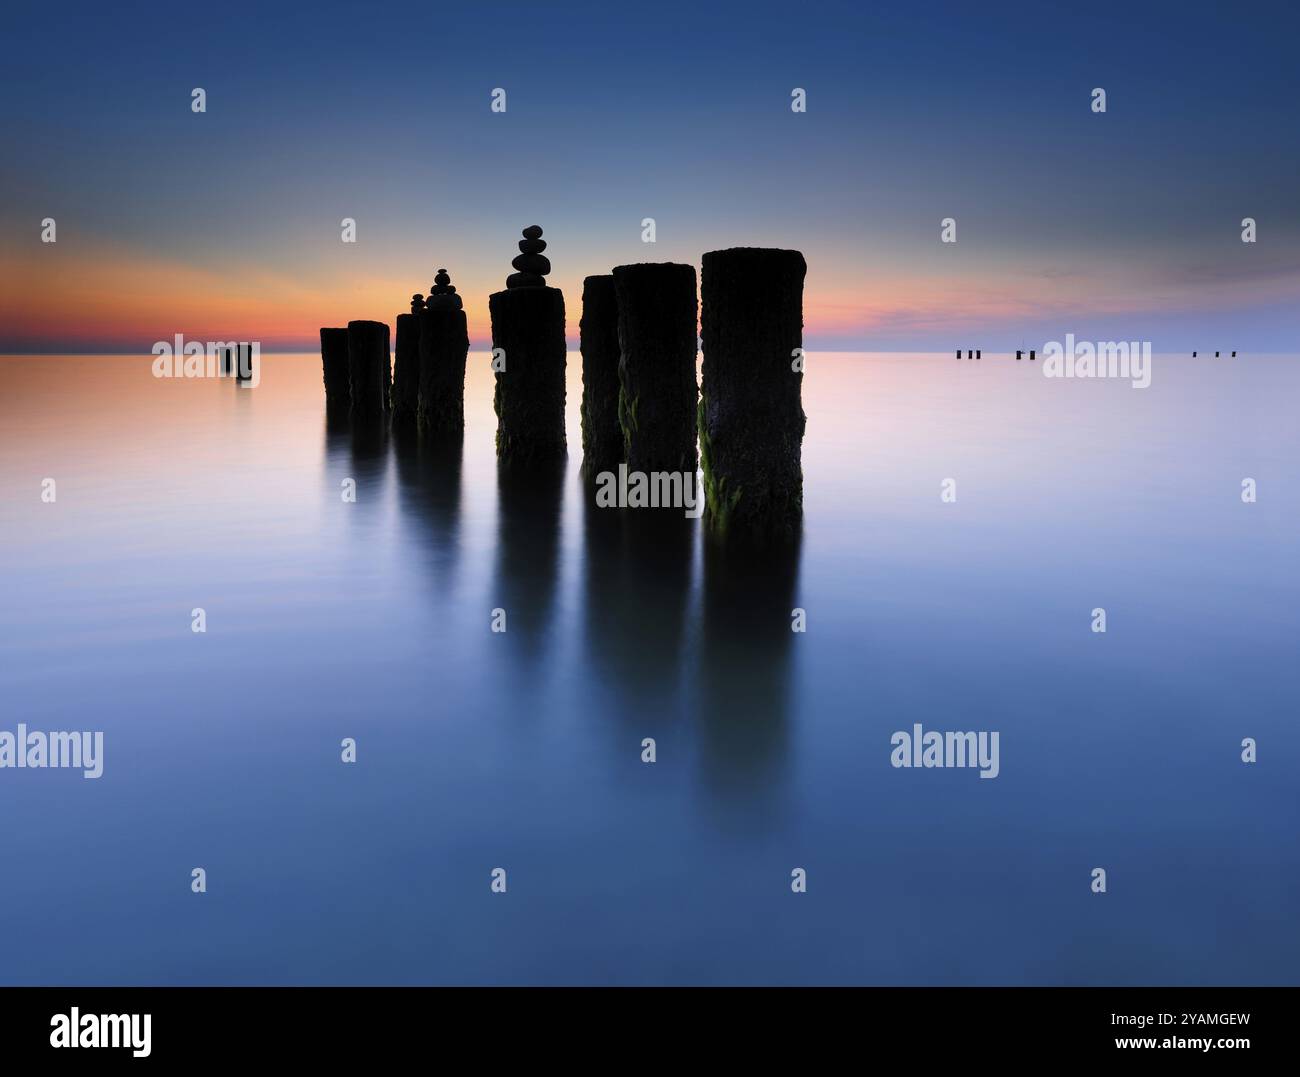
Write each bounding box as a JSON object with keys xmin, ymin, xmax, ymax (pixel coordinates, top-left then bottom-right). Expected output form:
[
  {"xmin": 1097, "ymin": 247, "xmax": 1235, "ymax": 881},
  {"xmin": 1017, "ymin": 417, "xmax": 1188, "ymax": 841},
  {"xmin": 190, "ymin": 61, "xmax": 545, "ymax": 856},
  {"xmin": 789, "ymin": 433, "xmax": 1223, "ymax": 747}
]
[
  {"xmin": 347, "ymin": 319, "xmax": 390, "ymax": 421},
  {"xmin": 1016, "ymin": 350, "xmax": 1022, "ymax": 360},
  {"xmin": 955, "ymin": 349, "xmax": 961, "ymax": 359},
  {"xmin": 419, "ymin": 269, "xmax": 470, "ymax": 436},
  {"xmin": 392, "ymin": 296, "xmax": 423, "ymax": 425},
  {"xmin": 613, "ymin": 262, "xmax": 699, "ymax": 474},
  {"xmin": 976, "ymin": 349, "xmax": 981, "ymax": 360},
  {"xmin": 490, "ymin": 226, "xmax": 567, "ymax": 462},
  {"xmin": 579, "ymin": 274, "xmax": 622, "ymax": 478},
  {"xmin": 1029, "ymin": 349, "xmax": 1036, "ymax": 361},
  {"xmin": 700, "ymin": 247, "xmax": 806, "ymax": 543},
  {"xmin": 235, "ymin": 343, "xmax": 255, "ymax": 381}
]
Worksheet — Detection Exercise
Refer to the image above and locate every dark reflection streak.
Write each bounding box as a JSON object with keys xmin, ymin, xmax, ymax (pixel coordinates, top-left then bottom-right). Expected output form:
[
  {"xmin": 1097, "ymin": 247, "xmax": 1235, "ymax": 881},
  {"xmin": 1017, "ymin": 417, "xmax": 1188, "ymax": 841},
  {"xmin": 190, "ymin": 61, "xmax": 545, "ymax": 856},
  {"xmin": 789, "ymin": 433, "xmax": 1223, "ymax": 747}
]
[
  {"xmin": 580, "ymin": 488, "xmax": 696, "ymax": 721},
  {"xmin": 392, "ymin": 423, "xmax": 464, "ymax": 596},
  {"xmin": 493, "ymin": 457, "xmax": 566, "ymax": 667},
  {"xmin": 697, "ymin": 531, "xmax": 803, "ymax": 810}
]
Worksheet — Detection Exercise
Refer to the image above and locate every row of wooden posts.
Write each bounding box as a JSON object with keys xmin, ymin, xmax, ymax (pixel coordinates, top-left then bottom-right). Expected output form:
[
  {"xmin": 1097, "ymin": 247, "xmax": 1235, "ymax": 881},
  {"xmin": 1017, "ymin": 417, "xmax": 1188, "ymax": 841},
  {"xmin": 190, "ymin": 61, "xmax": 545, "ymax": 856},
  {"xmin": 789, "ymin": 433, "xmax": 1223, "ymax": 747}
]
[{"xmin": 319, "ymin": 244, "xmax": 807, "ymax": 542}]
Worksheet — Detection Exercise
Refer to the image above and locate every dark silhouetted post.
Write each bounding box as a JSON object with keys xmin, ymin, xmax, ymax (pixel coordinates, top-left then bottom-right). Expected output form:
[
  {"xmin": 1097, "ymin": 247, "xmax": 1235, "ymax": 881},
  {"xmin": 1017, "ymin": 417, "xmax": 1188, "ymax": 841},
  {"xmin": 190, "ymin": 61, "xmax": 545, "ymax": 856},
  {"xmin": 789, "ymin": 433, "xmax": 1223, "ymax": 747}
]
[
  {"xmin": 419, "ymin": 269, "xmax": 470, "ymax": 436},
  {"xmin": 347, "ymin": 320, "xmax": 390, "ymax": 421},
  {"xmin": 700, "ymin": 247, "xmax": 806, "ymax": 543},
  {"xmin": 580, "ymin": 274, "xmax": 622, "ymax": 478},
  {"xmin": 490, "ymin": 226, "xmax": 566, "ymax": 461},
  {"xmin": 392, "ymin": 295, "xmax": 424, "ymax": 425},
  {"xmin": 1016, "ymin": 350, "xmax": 1022, "ymax": 360},
  {"xmin": 613, "ymin": 262, "xmax": 698, "ymax": 475},
  {"xmin": 236, "ymin": 343, "xmax": 255, "ymax": 382},
  {"xmin": 1029, "ymin": 349, "xmax": 1036, "ymax": 361}
]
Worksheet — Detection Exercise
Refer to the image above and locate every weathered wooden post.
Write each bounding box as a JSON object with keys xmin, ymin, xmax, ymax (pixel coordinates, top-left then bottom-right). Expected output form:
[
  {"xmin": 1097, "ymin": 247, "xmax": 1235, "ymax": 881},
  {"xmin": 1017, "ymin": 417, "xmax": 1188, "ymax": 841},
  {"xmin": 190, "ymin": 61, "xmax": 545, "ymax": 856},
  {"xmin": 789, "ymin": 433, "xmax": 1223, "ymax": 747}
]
[
  {"xmin": 489, "ymin": 226, "xmax": 566, "ymax": 461},
  {"xmin": 347, "ymin": 319, "xmax": 390, "ymax": 421},
  {"xmin": 320, "ymin": 329, "xmax": 350, "ymax": 407},
  {"xmin": 418, "ymin": 269, "xmax": 470, "ymax": 436},
  {"xmin": 699, "ymin": 247, "xmax": 806, "ymax": 543},
  {"xmin": 613, "ymin": 262, "xmax": 698, "ymax": 475},
  {"xmin": 391, "ymin": 295, "xmax": 424, "ymax": 425},
  {"xmin": 579, "ymin": 274, "xmax": 622, "ymax": 479}
]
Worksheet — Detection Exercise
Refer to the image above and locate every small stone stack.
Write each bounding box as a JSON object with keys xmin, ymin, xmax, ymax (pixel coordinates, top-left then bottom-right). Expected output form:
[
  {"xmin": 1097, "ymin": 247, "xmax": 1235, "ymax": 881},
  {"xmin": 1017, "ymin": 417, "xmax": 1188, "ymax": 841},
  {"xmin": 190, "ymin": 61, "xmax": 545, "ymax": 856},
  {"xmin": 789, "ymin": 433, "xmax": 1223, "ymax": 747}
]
[
  {"xmin": 489, "ymin": 226, "xmax": 567, "ymax": 462},
  {"xmin": 347, "ymin": 319, "xmax": 391, "ymax": 422},
  {"xmin": 579, "ymin": 274, "xmax": 622, "ymax": 478},
  {"xmin": 392, "ymin": 294, "xmax": 424, "ymax": 425},
  {"xmin": 613, "ymin": 262, "xmax": 698, "ymax": 475},
  {"xmin": 418, "ymin": 269, "xmax": 470, "ymax": 436},
  {"xmin": 508, "ymin": 224, "xmax": 549, "ymax": 289},
  {"xmin": 699, "ymin": 247, "xmax": 806, "ymax": 544}
]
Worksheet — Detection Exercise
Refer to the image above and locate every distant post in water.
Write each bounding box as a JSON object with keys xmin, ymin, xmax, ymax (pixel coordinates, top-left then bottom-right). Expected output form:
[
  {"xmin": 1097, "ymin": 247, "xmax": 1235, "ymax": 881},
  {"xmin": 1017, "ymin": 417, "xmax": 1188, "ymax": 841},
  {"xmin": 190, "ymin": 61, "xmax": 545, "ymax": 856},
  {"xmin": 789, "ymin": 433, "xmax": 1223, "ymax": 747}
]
[
  {"xmin": 612, "ymin": 262, "xmax": 698, "ymax": 474},
  {"xmin": 320, "ymin": 329, "xmax": 350, "ymax": 406},
  {"xmin": 419, "ymin": 269, "xmax": 470, "ymax": 436},
  {"xmin": 347, "ymin": 319, "xmax": 390, "ymax": 421},
  {"xmin": 489, "ymin": 226, "xmax": 566, "ymax": 461},
  {"xmin": 579, "ymin": 274, "xmax": 622, "ymax": 478},
  {"xmin": 235, "ymin": 343, "xmax": 255, "ymax": 382},
  {"xmin": 392, "ymin": 296, "xmax": 424, "ymax": 425},
  {"xmin": 700, "ymin": 247, "xmax": 806, "ymax": 543}
]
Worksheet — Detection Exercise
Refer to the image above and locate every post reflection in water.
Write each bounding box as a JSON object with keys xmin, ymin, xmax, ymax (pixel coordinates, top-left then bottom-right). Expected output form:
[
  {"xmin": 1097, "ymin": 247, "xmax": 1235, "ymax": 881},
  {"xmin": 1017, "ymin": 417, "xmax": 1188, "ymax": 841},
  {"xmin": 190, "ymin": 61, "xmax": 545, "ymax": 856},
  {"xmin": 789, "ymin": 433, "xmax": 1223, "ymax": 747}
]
[
  {"xmin": 493, "ymin": 456, "xmax": 566, "ymax": 668},
  {"xmin": 697, "ymin": 532, "xmax": 802, "ymax": 812},
  {"xmin": 581, "ymin": 488, "xmax": 694, "ymax": 719},
  {"xmin": 391, "ymin": 422, "xmax": 464, "ymax": 597}
]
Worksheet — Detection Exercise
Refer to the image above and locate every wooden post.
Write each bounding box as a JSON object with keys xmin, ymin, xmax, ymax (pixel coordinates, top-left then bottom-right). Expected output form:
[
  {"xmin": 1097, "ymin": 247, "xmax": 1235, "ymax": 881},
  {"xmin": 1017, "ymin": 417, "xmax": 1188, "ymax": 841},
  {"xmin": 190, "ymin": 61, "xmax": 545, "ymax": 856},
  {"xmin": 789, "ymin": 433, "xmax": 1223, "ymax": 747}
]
[
  {"xmin": 699, "ymin": 247, "xmax": 805, "ymax": 543},
  {"xmin": 579, "ymin": 274, "xmax": 622, "ymax": 479},
  {"xmin": 612, "ymin": 262, "xmax": 698, "ymax": 475}
]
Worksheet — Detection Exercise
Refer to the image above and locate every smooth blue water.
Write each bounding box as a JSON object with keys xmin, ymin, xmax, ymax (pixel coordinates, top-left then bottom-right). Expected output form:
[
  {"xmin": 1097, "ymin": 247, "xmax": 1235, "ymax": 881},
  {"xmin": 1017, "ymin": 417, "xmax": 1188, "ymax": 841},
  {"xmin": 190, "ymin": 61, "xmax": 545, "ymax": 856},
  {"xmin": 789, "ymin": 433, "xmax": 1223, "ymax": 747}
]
[{"xmin": 0, "ymin": 353, "xmax": 1296, "ymax": 985}]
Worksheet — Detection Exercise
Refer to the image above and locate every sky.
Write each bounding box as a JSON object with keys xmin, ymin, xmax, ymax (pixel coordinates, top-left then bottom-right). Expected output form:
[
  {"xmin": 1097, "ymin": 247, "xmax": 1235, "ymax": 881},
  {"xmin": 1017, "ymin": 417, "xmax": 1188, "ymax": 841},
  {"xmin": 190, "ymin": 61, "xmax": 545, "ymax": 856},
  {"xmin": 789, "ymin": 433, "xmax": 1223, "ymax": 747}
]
[{"xmin": 1, "ymin": 0, "xmax": 1298, "ymax": 352}]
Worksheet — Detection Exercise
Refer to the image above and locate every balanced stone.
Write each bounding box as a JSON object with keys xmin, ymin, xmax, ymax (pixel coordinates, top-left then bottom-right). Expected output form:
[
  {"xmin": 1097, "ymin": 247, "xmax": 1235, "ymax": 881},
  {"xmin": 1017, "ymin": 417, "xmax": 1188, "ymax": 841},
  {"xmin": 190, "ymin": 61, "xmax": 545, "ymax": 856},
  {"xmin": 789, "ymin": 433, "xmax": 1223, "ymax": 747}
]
[
  {"xmin": 347, "ymin": 319, "xmax": 390, "ymax": 421},
  {"xmin": 700, "ymin": 247, "xmax": 806, "ymax": 543},
  {"xmin": 320, "ymin": 328, "xmax": 350, "ymax": 405},
  {"xmin": 418, "ymin": 268, "xmax": 470, "ymax": 435},
  {"xmin": 579, "ymin": 274, "xmax": 622, "ymax": 478},
  {"xmin": 518, "ymin": 238, "xmax": 547, "ymax": 255},
  {"xmin": 612, "ymin": 262, "xmax": 698, "ymax": 475}
]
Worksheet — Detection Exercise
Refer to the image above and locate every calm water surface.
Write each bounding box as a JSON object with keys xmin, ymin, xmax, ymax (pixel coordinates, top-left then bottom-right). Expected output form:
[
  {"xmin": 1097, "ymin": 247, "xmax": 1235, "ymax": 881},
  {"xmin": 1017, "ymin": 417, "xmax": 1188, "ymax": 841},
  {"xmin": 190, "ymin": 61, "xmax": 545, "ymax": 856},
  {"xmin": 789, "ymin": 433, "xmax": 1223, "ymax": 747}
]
[{"xmin": 0, "ymin": 353, "xmax": 1296, "ymax": 984}]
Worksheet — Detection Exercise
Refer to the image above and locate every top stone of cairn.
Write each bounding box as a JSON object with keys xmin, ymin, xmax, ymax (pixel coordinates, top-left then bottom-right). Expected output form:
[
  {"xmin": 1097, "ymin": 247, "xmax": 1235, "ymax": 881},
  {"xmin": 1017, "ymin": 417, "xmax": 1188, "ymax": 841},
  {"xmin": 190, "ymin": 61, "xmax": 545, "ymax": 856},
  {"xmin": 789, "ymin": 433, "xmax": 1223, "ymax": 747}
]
[{"xmin": 506, "ymin": 225, "xmax": 551, "ymax": 289}]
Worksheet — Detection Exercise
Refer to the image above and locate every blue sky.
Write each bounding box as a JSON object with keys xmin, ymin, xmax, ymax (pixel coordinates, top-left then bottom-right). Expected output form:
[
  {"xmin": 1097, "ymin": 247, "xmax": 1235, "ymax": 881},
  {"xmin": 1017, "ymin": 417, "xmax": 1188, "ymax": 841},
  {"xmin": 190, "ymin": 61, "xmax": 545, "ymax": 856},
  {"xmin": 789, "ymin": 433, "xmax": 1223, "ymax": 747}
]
[{"xmin": 2, "ymin": 0, "xmax": 1298, "ymax": 350}]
